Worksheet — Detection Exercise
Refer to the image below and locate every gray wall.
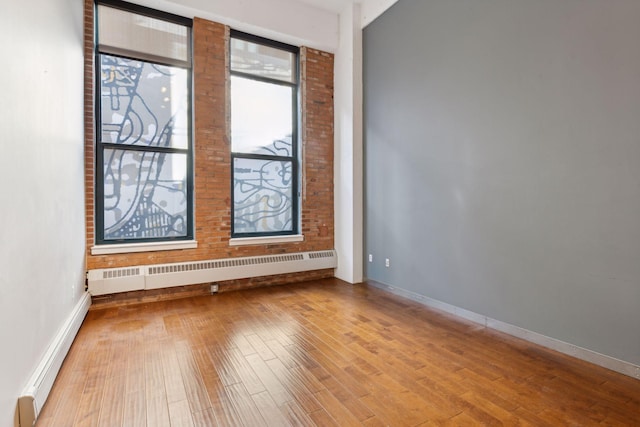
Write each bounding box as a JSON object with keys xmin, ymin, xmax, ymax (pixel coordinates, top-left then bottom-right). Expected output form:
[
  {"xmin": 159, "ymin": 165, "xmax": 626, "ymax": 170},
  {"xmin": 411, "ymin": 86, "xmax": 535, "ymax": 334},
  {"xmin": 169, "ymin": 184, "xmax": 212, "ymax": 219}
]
[
  {"xmin": 364, "ymin": 0, "xmax": 640, "ymax": 366},
  {"xmin": 0, "ymin": 0, "xmax": 86, "ymax": 423}
]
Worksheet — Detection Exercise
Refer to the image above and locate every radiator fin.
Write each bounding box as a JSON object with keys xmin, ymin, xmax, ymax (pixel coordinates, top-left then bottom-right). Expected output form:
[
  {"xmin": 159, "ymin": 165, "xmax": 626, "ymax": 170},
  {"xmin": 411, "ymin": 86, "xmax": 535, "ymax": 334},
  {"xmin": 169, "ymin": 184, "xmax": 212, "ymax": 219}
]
[
  {"xmin": 103, "ymin": 267, "xmax": 140, "ymax": 279},
  {"xmin": 308, "ymin": 250, "xmax": 334, "ymax": 259},
  {"xmin": 148, "ymin": 253, "xmax": 306, "ymax": 275}
]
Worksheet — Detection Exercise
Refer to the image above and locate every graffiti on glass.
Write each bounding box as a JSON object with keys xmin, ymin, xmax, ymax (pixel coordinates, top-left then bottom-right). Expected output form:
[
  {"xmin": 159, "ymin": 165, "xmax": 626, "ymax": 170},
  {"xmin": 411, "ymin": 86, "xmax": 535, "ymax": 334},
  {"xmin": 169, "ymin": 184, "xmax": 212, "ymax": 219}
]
[{"xmin": 100, "ymin": 55, "xmax": 188, "ymax": 240}]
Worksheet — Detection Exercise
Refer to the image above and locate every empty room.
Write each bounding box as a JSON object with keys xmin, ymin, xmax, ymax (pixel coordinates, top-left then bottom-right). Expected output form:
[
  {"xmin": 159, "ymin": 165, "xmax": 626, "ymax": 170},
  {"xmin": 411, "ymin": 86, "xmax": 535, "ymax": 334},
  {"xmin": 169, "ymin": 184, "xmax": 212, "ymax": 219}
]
[{"xmin": 1, "ymin": 0, "xmax": 639, "ymax": 426}]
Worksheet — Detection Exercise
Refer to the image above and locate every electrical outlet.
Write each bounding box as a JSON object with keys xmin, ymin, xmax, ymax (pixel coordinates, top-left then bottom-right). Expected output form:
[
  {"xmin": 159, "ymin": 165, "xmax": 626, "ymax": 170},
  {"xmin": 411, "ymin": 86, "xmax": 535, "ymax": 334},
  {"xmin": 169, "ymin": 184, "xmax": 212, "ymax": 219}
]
[
  {"xmin": 385, "ymin": 258, "xmax": 390, "ymax": 268},
  {"xmin": 211, "ymin": 284, "xmax": 219, "ymax": 293},
  {"xmin": 368, "ymin": 254, "xmax": 373, "ymax": 262}
]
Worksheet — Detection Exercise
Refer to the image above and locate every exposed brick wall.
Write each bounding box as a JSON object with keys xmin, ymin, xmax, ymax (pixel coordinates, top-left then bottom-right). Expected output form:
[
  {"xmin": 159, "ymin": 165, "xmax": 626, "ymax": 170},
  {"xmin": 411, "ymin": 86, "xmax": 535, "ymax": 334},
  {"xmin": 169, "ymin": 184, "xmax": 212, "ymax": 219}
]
[
  {"xmin": 84, "ymin": 8, "xmax": 335, "ymax": 292},
  {"xmin": 218, "ymin": 268, "xmax": 334, "ymax": 293},
  {"xmin": 301, "ymin": 47, "xmax": 335, "ymax": 252}
]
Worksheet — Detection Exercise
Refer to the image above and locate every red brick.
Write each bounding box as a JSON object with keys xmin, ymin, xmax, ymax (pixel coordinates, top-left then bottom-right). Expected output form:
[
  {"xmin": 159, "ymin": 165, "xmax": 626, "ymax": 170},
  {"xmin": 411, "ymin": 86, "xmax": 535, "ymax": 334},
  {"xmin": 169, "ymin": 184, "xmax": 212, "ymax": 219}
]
[{"xmin": 84, "ymin": 11, "xmax": 335, "ymax": 292}]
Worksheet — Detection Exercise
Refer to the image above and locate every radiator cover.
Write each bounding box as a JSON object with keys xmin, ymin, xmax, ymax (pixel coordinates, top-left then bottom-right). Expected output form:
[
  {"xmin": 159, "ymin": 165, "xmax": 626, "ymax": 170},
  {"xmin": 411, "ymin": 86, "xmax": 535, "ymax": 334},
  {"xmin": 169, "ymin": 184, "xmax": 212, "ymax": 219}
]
[{"xmin": 87, "ymin": 250, "xmax": 337, "ymax": 296}]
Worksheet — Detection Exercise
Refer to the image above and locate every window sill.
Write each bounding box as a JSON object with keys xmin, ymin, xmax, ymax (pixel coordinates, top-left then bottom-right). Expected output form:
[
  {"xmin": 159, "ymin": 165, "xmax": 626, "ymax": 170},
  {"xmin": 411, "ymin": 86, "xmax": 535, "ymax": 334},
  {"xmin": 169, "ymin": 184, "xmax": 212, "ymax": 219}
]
[
  {"xmin": 229, "ymin": 235, "xmax": 304, "ymax": 246},
  {"xmin": 91, "ymin": 240, "xmax": 198, "ymax": 255}
]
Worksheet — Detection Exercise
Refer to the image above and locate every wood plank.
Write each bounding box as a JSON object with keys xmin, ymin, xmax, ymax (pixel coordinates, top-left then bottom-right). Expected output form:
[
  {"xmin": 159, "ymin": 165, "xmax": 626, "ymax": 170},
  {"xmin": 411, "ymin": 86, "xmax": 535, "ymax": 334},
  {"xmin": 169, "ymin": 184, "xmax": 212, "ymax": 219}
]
[
  {"xmin": 223, "ymin": 382, "xmax": 267, "ymax": 426},
  {"xmin": 265, "ymin": 358, "xmax": 325, "ymax": 413},
  {"xmin": 230, "ymin": 332, "xmax": 257, "ymax": 356},
  {"xmin": 73, "ymin": 339, "xmax": 111, "ymax": 426},
  {"xmin": 244, "ymin": 353, "xmax": 293, "ymax": 406},
  {"xmin": 175, "ymin": 341, "xmax": 212, "ymax": 414},
  {"xmin": 160, "ymin": 344, "xmax": 188, "ymax": 404},
  {"xmin": 122, "ymin": 390, "xmax": 146, "ymax": 427},
  {"xmin": 278, "ymin": 400, "xmax": 317, "ymax": 426},
  {"xmin": 122, "ymin": 327, "xmax": 147, "ymax": 427},
  {"xmin": 167, "ymin": 399, "xmax": 194, "ymax": 427},
  {"xmin": 251, "ymin": 390, "xmax": 292, "ymax": 426},
  {"xmin": 191, "ymin": 407, "xmax": 219, "ymax": 426},
  {"xmin": 144, "ymin": 396, "xmax": 170, "ymax": 427},
  {"xmin": 144, "ymin": 343, "xmax": 170, "ymax": 427},
  {"xmin": 37, "ymin": 278, "xmax": 640, "ymax": 427},
  {"xmin": 97, "ymin": 341, "xmax": 127, "ymax": 427},
  {"xmin": 458, "ymin": 392, "xmax": 527, "ymax": 425},
  {"xmin": 313, "ymin": 388, "xmax": 363, "ymax": 427},
  {"xmin": 245, "ymin": 333, "xmax": 277, "ymax": 361}
]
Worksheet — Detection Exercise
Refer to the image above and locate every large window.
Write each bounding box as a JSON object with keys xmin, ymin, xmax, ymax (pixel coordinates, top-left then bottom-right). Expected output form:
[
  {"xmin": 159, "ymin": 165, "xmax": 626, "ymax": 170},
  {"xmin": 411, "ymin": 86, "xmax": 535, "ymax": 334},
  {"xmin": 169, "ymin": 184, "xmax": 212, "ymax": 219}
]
[
  {"xmin": 95, "ymin": 0, "xmax": 193, "ymax": 244},
  {"xmin": 230, "ymin": 32, "xmax": 300, "ymax": 237}
]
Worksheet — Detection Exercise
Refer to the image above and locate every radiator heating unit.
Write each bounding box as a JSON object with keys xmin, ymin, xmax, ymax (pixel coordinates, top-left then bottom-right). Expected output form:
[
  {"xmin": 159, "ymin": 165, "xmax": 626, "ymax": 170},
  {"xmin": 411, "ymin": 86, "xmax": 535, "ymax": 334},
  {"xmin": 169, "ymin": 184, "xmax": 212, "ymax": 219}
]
[{"xmin": 87, "ymin": 250, "xmax": 337, "ymax": 295}]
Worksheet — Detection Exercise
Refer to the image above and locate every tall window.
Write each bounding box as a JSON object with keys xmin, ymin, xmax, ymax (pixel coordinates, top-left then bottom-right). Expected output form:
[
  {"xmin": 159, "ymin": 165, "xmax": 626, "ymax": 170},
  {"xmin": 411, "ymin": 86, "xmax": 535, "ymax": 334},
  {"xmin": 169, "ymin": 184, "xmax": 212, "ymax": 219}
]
[
  {"xmin": 230, "ymin": 31, "xmax": 300, "ymax": 237},
  {"xmin": 95, "ymin": 0, "xmax": 193, "ymax": 244}
]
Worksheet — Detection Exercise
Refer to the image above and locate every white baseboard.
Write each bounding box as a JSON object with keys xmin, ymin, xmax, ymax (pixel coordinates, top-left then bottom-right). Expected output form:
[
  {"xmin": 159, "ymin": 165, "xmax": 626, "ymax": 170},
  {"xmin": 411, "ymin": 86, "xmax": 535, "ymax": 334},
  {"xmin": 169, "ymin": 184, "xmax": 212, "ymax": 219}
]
[
  {"xmin": 18, "ymin": 292, "xmax": 91, "ymax": 427},
  {"xmin": 367, "ymin": 280, "xmax": 640, "ymax": 380}
]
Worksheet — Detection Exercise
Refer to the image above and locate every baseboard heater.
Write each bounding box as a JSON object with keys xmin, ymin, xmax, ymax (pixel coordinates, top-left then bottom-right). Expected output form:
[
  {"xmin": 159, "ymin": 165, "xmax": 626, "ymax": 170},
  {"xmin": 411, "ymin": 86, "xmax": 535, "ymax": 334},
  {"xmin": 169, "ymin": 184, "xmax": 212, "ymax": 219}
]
[{"xmin": 87, "ymin": 249, "xmax": 337, "ymax": 296}]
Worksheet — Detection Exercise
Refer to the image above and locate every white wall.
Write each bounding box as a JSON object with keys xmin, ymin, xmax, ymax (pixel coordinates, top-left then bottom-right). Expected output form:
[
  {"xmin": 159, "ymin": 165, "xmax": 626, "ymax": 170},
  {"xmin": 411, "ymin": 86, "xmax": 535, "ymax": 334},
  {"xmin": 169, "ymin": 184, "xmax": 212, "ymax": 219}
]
[
  {"xmin": 334, "ymin": 3, "xmax": 364, "ymax": 283},
  {"xmin": 136, "ymin": 0, "xmax": 339, "ymax": 52},
  {"xmin": 0, "ymin": 0, "xmax": 86, "ymax": 423},
  {"xmin": 134, "ymin": 0, "xmax": 398, "ymax": 51},
  {"xmin": 0, "ymin": 0, "xmax": 397, "ymax": 420},
  {"xmin": 364, "ymin": 0, "xmax": 640, "ymax": 367},
  {"xmin": 360, "ymin": 0, "xmax": 398, "ymax": 27}
]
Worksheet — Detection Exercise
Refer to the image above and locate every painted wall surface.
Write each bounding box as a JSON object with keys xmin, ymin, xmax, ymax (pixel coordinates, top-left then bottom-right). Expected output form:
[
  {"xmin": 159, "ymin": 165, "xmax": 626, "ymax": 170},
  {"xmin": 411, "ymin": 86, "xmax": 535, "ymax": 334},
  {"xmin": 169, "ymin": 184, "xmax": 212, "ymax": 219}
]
[
  {"xmin": 0, "ymin": 0, "xmax": 86, "ymax": 423},
  {"xmin": 364, "ymin": 0, "xmax": 640, "ymax": 365},
  {"xmin": 360, "ymin": 0, "xmax": 398, "ymax": 28},
  {"xmin": 334, "ymin": 3, "xmax": 364, "ymax": 283},
  {"xmin": 134, "ymin": 0, "xmax": 339, "ymax": 52}
]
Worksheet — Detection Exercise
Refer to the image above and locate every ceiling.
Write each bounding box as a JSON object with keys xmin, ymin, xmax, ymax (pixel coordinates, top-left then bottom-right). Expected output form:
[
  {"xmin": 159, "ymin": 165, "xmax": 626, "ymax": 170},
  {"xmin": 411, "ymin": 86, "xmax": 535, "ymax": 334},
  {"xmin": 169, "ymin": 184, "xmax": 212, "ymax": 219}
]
[
  {"xmin": 293, "ymin": 0, "xmax": 355, "ymax": 14},
  {"xmin": 293, "ymin": 0, "xmax": 397, "ymax": 28}
]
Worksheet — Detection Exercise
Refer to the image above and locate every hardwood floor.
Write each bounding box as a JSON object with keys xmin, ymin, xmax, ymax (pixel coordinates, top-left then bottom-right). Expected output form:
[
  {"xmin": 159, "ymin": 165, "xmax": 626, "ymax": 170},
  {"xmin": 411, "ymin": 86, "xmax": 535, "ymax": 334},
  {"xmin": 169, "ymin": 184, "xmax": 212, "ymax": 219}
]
[{"xmin": 37, "ymin": 278, "xmax": 640, "ymax": 426}]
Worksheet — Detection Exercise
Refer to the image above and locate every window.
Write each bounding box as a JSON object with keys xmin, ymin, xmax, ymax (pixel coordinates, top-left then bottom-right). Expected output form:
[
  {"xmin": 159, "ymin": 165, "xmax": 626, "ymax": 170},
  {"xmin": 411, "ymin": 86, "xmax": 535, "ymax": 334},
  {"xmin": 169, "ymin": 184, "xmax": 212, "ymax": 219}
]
[
  {"xmin": 95, "ymin": 0, "xmax": 193, "ymax": 244},
  {"xmin": 230, "ymin": 32, "xmax": 300, "ymax": 237}
]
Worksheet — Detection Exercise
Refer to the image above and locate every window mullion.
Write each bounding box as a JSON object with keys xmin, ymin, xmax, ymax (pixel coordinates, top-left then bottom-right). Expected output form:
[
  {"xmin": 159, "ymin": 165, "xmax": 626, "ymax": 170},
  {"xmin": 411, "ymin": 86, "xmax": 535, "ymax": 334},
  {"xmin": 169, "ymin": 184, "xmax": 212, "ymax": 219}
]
[
  {"xmin": 230, "ymin": 71, "xmax": 297, "ymax": 87},
  {"xmin": 100, "ymin": 142, "xmax": 188, "ymax": 155},
  {"xmin": 231, "ymin": 152, "xmax": 293, "ymax": 162},
  {"xmin": 98, "ymin": 45, "xmax": 191, "ymax": 69}
]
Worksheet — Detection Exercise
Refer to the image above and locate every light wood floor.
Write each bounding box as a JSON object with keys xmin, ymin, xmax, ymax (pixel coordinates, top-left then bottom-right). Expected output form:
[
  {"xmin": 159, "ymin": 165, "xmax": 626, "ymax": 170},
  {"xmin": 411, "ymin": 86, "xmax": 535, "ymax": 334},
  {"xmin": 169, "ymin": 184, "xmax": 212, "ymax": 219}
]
[{"xmin": 37, "ymin": 278, "xmax": 640, "ymax": 426}]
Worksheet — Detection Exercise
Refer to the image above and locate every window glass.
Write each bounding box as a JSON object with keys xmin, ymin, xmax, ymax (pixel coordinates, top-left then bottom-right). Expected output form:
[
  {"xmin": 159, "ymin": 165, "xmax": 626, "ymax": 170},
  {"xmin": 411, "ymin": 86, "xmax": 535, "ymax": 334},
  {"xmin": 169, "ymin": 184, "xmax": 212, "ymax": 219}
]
[
  {"xmin": 233, "ymin": 157, "xmax": 293, "ymax": 234},
  {"xmin": 103, "ymin": 149, "xmax": 188, "ymax": 240},
  {"xmin": 230, "ymin": 76, "xmax": 293, "ymax": 155},
  {"xmin": 230, "ymin": 38, "xmax": 295, "ymax": 83},
  {"xmin": 100, "ymin": 55, "xmax": 189, "ymax": 149},
  {"xmin": 98, "ymin": 4, "xmax": 189, "ymax": 62}
]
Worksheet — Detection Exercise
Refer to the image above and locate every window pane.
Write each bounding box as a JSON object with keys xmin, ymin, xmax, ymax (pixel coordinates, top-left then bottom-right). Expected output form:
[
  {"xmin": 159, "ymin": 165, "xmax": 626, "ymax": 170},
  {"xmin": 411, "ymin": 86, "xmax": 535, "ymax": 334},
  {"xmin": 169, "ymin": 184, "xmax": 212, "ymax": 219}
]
[
  {"xmin": 231, "ymin": 76, "xmax": 293, "ymax": 156},
  {"xmin": 103, "ymin": 149, "xmax": 188, "ymax": 240},
  {"xmin": 231, "ymin": 38, "xmax": 295, "ymax": 83},
  {"xmin": 100, "ymin": 54, "xmax": 189, "ymax": 149},
  {"xmin": 98, "ymin": 4, "xmax": 189, "ymax": 62},
  {"xmin": 234, "ymin": 157, "xmax": 293, "ymax": 234}
]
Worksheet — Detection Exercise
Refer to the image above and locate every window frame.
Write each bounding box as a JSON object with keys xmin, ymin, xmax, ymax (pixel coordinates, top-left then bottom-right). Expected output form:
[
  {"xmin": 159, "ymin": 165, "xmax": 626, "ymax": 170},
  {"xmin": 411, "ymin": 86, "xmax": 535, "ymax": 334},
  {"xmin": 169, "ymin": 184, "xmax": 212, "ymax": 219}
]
[
  {"xmin": 94, "ymin": 0, "xmax": 194, "ymax": 245},
  {"xmin": 229, "ymin": 30, "xmax": 301, "ymax": 238}
]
